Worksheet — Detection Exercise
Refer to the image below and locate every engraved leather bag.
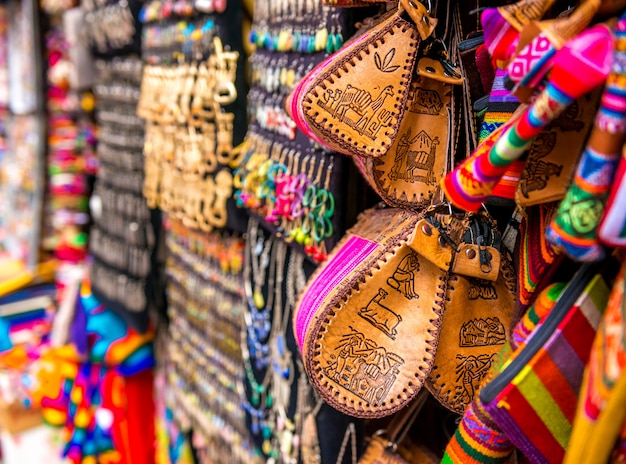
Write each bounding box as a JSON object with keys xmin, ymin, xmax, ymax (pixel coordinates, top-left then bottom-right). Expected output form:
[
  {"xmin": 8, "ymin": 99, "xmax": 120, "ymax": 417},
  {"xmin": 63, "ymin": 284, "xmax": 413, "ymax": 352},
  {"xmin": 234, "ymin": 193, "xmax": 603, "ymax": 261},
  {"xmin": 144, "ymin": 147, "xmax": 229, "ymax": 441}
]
[
  {"xmin": 352, "ymin": 58, "xmax": 462, "ymax": 207},
  {"xmin": 293, "ymin": 204, "xmax": 516, "ymax": 418},
  {"xmin": 297, "ymin": 1, "xmax": 437, "ymax": 159},
  {"xmin": 422, "ymin": 213, "xmax": 517, "ymax": 414}
]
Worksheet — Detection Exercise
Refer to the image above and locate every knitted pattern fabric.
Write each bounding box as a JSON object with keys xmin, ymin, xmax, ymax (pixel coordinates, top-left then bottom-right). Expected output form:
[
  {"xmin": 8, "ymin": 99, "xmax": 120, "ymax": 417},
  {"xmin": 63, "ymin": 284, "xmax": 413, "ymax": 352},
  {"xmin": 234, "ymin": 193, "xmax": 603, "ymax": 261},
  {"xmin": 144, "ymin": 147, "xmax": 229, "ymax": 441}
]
[
  {"xmin": 565, "ymin": 262, "xmax": 626, "ymax": 463},
  {"xmin": 511, "ymin": 282, "xmax": 566, "ymax": 349},
  {"xmin": 483, "ymin": 274, "xmax": 610, "ymax": 464},
  {"xmin": 599, "ymin": 152, "xmax": 626, "ymax": 247},
  {"xmin": 440, "ymin": 283, "xmax": 564, "ymax": 464},
  {"xmin": 547, "ymin": 16, "xmax": 626, "ymax": 262},
  {"xmin": 481, "ymin": 0, "xmax": 557, "ymax": 67},
  {"xmin": 517, "ymin": 203, "xmax": 561, "ymax": 315},
  {"xmin": 441, "ymin": 400, "xmax": 514, "ymax": 464},
  {"xmin": 478, "ymin": 69, "xmax": 524, "ymax": 201}
]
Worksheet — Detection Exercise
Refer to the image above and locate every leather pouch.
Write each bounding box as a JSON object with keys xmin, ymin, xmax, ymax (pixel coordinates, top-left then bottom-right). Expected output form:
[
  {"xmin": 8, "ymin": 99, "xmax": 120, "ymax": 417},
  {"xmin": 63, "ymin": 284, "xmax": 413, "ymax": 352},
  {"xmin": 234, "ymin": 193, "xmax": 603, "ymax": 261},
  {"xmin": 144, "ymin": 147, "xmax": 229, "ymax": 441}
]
[
  {"xmin": 294, "ymin": 206, "xmax": 440, "ymax": 418},
  {"xmin": 352, "ymin": 58, "xmax": 462, "ymax": 208},
  {"xmin": 424, "ymin": 213, "xmax": 517, "ymax": 413},
  {"xmin": 294, "ymin": 203, "xmax": 515, "ymax": 418},
  {"xmin": 299, "ymin": 2, "xmax": 437, "ymax": 159}
]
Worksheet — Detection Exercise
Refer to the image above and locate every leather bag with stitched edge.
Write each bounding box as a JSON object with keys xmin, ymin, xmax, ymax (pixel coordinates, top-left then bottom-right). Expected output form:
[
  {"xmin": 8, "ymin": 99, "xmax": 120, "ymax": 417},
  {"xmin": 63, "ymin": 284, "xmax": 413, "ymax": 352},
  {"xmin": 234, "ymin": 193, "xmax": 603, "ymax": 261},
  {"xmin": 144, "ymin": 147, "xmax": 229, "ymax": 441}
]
[
  {"xmin": 353, "ymin": 59, "xmax": 462, "ymax": 208},
  {"xmin": 293, "ymin": 206, "xmax": 439, "ymax": 418},
  {"xmin": 423, "ymin": 213, "xmax": 517, "ymax": 413},
  {"xmin": 293, "ymin": 204, "xmax": 515, "ymax": 418},
  {"xmin": 299, "ymin": 2, "xmax": 436, "ymax": 159}
]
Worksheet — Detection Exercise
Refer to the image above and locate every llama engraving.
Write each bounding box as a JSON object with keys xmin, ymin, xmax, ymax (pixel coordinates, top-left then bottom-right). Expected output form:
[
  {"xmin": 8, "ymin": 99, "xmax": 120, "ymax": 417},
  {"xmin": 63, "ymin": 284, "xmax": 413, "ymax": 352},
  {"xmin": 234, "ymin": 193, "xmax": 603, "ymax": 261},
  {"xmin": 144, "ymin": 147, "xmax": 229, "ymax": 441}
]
[
  {"xmin": 318, "ymin": 85, "xmax": 395, "ymax": 139},
  {"xmin": 358, "ymin": 289, "xmax": 402, "ymax": 340}
]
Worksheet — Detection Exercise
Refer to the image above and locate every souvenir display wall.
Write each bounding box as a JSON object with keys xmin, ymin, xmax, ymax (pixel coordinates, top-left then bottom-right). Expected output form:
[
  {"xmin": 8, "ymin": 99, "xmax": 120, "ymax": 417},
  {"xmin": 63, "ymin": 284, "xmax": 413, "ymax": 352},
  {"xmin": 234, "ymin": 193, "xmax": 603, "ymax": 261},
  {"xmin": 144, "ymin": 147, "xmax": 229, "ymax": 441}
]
[
  {"xmin": 137, "ymin": 3, "xmax": 259, "ymax": 463},
  {"xmin": 4, "ymin": 0, "xmax": 626, "ymax": 463},
  {"xmin": 138, "ymin": 0, "xmax": 248, "ymax": 234},
  {"xmin": 161, "ymin": 220, "xmax": 256, "ymax": 463},
  {"xmin": 89, "ymin": 56, "xmax": 156, "ymax": 332}
]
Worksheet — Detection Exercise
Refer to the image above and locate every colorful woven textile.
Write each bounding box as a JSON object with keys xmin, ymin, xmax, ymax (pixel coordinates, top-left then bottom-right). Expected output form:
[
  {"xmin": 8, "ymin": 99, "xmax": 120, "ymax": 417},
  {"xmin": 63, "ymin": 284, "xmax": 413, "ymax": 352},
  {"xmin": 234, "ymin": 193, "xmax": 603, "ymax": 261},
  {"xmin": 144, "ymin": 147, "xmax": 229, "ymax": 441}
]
[
  {"xmin": 483, "ymin": 273, "xmax": 610, "ymax": 464},
  {"xmin": 600, "ymin": 152, "xmax": 626, "ymax": 248},
  {"xmin": 441, "ymin": 400, "xmax": 514, "ymax": 464},
  {"xmin": 478, "ymin": 69, "xmax": 524, "ymax": 202},
  {"xmin": 481, "ymin": 0, "xmax": 557, "ymax": 67},
  {"xmin": 36, "ymin": 280, "xmax": 156, "ymax": 463},
  {"xmin": 511, "ymin": 282, "xmax": 566, "ymax": 349},
  {"xmin": 565, "ymin": 262, "xmax": 626, "ymax": 463},
  {"xmin": 441, "ymin": 283, "xmax": 564, "ymax": 464},
  {"xmin": 517, "ymin": 203, "xmax": 562, "ymax": 315},
  {"xmin": 74, "ymin": 281, "xmax": 155, "ymax": 374},
  {"xmin": 443, "ymin": 25, "xmax": 613, "ymax": 212},
  {"xmin": 547, "ymin": 17, "xmax": 626, "ymax": 262}
]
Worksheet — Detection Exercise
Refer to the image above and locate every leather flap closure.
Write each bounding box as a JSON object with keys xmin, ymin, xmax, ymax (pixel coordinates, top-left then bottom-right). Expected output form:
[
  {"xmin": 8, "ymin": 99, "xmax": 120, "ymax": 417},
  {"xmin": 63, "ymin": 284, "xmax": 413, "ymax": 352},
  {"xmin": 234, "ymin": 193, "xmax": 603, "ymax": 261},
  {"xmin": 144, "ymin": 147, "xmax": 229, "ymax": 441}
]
[
  {"xmin": 399, "ymin": 0, "xmax": 438, "ymax": 40},
  {"xmin": 416, "ymin": 57, "xmax": 464, "ymax": 85},
  {"xmin": 452, "ymin": 243, "xmax": 501, "ymax": 281},
  {"xmin": 408, "ymin": 218, "xmax": 452, "ymax": 271},
  {"xmin": 409, "ymin": 218, "xmax": 501, "ymax": 280}
]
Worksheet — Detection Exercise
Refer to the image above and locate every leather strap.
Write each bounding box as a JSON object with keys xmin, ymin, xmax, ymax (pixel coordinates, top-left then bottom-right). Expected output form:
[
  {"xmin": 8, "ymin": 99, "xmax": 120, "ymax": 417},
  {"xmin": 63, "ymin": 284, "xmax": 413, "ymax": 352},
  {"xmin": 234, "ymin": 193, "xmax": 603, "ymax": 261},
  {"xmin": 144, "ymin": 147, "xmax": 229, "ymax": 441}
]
[{"xmin": 385, "ymin": 389, "xmax": 429, "ymax": 445}]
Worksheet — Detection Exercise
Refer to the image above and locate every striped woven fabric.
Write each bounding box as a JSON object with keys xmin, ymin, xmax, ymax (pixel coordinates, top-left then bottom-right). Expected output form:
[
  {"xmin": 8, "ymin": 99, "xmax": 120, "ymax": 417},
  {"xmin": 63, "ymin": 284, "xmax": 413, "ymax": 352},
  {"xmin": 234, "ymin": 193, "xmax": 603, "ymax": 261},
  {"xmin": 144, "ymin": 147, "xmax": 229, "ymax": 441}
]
[
  {"xmin": 565, "ymin": 262, "xmax": 626, "ymax": 463},
  {"xmin": 547, "ymin": 16, "xmax": 626, "ymax": 262},
  {"xmin": 478, "ymin": 69, "xmax": 525, "ymax": 201},
  {"xmin": 511, "ymin": 282, "xmax": 566, "ymax": 349},
  {"xmin": 517, "ymin": 203, "xmax": 562, "ymax": 314},
  {"xmin": 441, "ymin": 283, "xmax": 564, "ymax": 464},
  {"xmin": 484, "ymin": 274, "xmax": 610, "ymax": 464},
  {"xmin": 442, "ymin": 400, "xmax": 514, "ymax": 464}
]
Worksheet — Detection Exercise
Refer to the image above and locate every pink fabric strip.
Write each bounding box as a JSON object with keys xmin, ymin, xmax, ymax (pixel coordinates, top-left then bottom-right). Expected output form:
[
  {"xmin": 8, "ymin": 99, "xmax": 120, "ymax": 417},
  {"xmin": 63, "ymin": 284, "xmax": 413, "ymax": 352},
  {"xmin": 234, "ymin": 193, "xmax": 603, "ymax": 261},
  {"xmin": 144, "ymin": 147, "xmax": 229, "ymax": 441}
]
[{"xmin": 294, "ymin": 235, "xmax": 379, "ymax": 350}]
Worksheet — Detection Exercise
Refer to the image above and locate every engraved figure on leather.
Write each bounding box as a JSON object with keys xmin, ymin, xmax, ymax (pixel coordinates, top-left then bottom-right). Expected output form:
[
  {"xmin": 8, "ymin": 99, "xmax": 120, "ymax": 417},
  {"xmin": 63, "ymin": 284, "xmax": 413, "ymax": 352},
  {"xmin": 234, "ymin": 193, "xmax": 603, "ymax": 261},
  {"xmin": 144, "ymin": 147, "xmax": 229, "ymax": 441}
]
[
  {"xmin": 387, "ymin": 251, "xmax": 420, "ymax": 299},
  {"xmin": 468, "ymin": 279, "xmax": 498, "ymax": 300},
  {"xmin": 459, "ymin": 317, "xmax": 506, "ymax": 347},
  {"xmin": 409, "ymin": 86, "xmax": 443, "ymax": 115},
  {"xmin": 358, "ymin": 289, "xmax": 403, "ymax": 339},
  {"xmin": 325, "ymin": 328, "xmax": 404, "ymax": 405},
  {"xmin": 325, "ymin": 330, "xmax": 374, "ymax": 384},
  {"xmin": 452, "ymin": 353, "xmax": 496, "ymax": 410},
  {"xmin": 317, "ymin": 84, "xmax": 395, "ymax": 139},
  {"xmin": 548, "ymin": 100, "xmax": 584, "ymax": 132},
  {"xmin": 350, "ymin": 354, "xmax": 403, "ymax": 405},
  {"xmin": 518, "ymin": 132, "xmax": 562, "ymax": 197},
  {"xmin": 388, "ymin": 128, "xmax": 438, "ymax": 184}
]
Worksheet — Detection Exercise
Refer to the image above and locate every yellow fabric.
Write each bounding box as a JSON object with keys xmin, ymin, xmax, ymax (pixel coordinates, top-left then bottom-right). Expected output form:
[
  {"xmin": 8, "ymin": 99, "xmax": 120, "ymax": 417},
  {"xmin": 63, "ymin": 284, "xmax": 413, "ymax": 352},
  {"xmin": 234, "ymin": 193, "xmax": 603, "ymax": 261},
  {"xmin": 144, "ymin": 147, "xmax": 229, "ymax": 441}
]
[{"xmin": 565, "ymin": 371, "xmax": 626, "ymax": 464}]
